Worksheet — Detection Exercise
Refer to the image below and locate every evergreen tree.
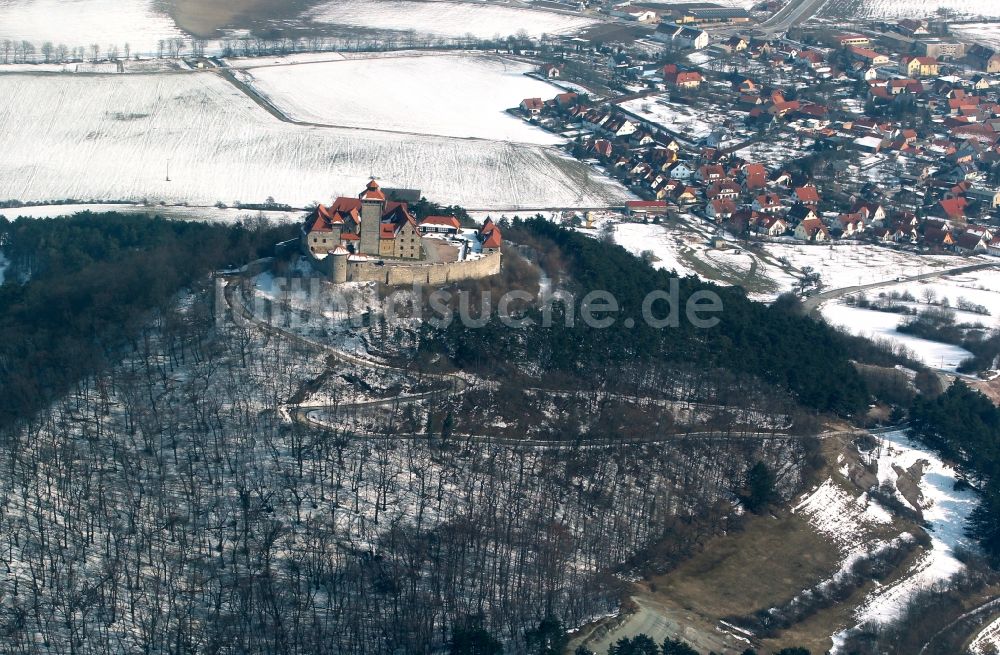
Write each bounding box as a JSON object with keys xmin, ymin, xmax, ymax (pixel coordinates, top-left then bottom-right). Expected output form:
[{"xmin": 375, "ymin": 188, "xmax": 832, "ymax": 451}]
[
  {"xmin": 525, "ymin": 616, "xmax": 569, "ymax": 655},
  {"xmin": 449, "ymin": 617, "xmax": 502, "ymax": 655}
]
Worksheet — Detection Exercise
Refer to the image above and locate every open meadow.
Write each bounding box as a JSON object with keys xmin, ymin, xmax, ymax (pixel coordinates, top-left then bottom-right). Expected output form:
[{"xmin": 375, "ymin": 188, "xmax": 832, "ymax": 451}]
[
  {"xmin": 239, "ymin": 52, "xmax": 564, "ymax": 142},
  {"xmin": 0, "ymin": 69, "xmax": 630, "ymax": 210}
]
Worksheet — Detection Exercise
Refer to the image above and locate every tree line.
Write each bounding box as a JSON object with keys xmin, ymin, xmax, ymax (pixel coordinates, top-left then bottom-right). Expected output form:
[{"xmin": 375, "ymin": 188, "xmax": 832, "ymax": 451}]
[{"xmin": 0, "ymin": 212, "xmax": 296, "ymax": 429}]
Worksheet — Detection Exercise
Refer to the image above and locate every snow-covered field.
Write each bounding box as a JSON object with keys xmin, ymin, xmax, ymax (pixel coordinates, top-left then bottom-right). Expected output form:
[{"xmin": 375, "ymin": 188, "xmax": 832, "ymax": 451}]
[
  {"xmin": 614, "ymin": 222, "xmax": 698, "ymax": 277},
  {"xmin": 0, "ymin": 0, "xmax": 184, "ymax": 56},
  {"xmin": 951, "ymin": 22, "xmax": 1000, "ymax": 50},
  {"xmin": 240, "ymin": 53, "xmax": 563, "ymax": 143},
  {"xmin": 0, "ymin": 72, "xmax": 629, "ymax": 210},
  {"xmin": 831, "ymin": 431, "xmax": 979, "ymax": 651},
  {"xmin": 822, "ymin": 0, "xmax": 1000, "ymax": 18},
  {"xmin": 820, "ymin": 268, "xmax": 1000, "ymax": 371},
  {"xmin": 304, "ymin": 0, "xmax": 598, "ymax": 39},
  {"xmin": 0, "ymin": 202, "xmax": 304, "ymax": 224},
  {"xmin": 761, "ymin": 243, "xmax": 957, "ymax": 290},
  {"xmin": 822, "ymin": 303, "xmax": 973, "ymax": 371}
]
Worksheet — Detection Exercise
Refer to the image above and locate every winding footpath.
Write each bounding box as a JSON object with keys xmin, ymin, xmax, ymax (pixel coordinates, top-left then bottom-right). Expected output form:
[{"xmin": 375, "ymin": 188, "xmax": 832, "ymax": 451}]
[{"xmin": 223, "ymin": 275, "xmax": 841, "ymax": 447}]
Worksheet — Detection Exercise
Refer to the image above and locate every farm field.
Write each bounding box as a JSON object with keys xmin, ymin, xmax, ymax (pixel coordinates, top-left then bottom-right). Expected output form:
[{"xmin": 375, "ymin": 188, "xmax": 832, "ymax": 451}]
[
  {"xmin": 0, "ymin": 0, "xmax": 184, "ymax": 57},
  {"xmin": 820, "ymin": 0, "xmax": 1000, "ymax": 19},
  {"xmin": 0, "ymin": 71, "xmax": 630, "ymax": 210},
  {"xmin": 303, "ymin": 0, "xmax": 599, "ymax": 40},
  {"xmin": 951, "ymin": 22, "xmax": 1000, "ymax": 50},
  {"xmin": 239, "ymin": 53, "xmax": 563, "ymax": 143}
]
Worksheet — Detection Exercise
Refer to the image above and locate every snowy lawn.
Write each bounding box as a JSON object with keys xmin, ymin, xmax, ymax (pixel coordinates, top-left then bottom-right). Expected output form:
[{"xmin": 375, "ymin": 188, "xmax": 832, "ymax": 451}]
[
  {"xmin": 0, "ymin": 72, "xmax": 630, "ymax": 210},
  {"xmin": 0, "ymin": 0, "xmax": 184, "ymax": 57},
  {"xmin": 618, "ymin": 96, "xmax": 720, "ymax": 142},
  {"xmin": 240, "ymin": 53, "xmax": 564, "ymax": 143},
  {"xmin": 761, "ymin": 243, "xmax": 957, "ymax": 290},
  {"xmin": 304, "ymin": 0, "xmax": 598, "ymax": 39}
]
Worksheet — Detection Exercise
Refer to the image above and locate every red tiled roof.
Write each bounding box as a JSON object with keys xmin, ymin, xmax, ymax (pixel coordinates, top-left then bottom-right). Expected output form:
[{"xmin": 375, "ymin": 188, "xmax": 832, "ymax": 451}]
[
  {"xmin": 420, "ymin": 215, "xmax": 462, "ymax": 229},
  {"xmin": 360, "ymin": 179, "xmax": 385, "ymax": 201}
]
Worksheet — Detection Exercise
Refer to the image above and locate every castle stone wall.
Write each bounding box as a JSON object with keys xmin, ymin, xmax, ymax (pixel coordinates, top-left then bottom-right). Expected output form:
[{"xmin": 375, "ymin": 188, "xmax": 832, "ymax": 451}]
[{"xmin": 343, "ymin": 251, "xmax": 501, "ymax": 286}]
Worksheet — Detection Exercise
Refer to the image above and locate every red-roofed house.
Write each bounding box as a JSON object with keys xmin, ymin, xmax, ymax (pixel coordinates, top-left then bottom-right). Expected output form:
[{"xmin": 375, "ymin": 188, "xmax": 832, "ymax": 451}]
[
  {"xmin": 794, "ymin": 217, "xmax": 831, "ymax": 242},
  {"xmin": 742, "ymin": 163, "xmax": 767, "ymax": 191},
  {"xmin": 794, "ymin": 185, "xmax": 821, "ymax": 207},
  {"xmin": 901, "ymin": 55, "xmax": 938, "ymax": 77},
  {"xmin": 665, "ymin": 71, "xmax": 703, "ymax": 89},
  {"xmin": 938, "ymin": 196, "xmax": 968, "ymax": 221},
  {"xmin": 419, "ymin": 215, "xmax": 462, "ymax": 235},
  {"xmin": 520, "ymin": 98, "xmax": 544, "ymax": 116}
]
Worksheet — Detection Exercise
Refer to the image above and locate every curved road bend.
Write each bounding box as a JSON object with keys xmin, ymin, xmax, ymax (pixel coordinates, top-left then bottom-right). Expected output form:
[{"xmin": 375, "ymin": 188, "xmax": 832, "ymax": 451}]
[{"xmin": 802, "ymin": 261, "xmax": 999, "ymax": 317}]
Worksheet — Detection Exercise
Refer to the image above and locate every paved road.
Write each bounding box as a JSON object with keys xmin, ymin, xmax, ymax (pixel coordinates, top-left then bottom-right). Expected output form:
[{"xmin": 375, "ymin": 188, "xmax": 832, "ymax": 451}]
[{"xmin": 802, "ymin": 261, "xmax": 999, "ymax": 317}]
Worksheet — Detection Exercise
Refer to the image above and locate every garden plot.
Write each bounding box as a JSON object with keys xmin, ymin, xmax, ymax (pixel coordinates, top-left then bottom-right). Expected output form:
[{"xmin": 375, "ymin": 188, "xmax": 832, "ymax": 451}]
[
  {"xmin": 618, "ymin": 96, "xmax": 719, "ymax": 143},
  {"xmin": 0, "ymin": 0, "xmax": 185, "ymax": 57},
  {"xmin": 821, "ymin": 0, "xmax": 1000, "ymax": 19},
  {"xmin": 303, "ymin": 0, "xmax": 598, "ymax": 40},
  {"xmin": 0, "ymin": 72, "xmax": 630, "ymax": 210},
  {"xmin": 239, "ymin": 53, "xmax": 563, "ymax": 143}
]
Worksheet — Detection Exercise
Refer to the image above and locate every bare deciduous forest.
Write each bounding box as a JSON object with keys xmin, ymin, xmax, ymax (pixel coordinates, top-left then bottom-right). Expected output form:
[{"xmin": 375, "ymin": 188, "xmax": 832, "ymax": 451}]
[{"xmin": 0, "ymin": 285, "xmax": 812, "ymax": 653}]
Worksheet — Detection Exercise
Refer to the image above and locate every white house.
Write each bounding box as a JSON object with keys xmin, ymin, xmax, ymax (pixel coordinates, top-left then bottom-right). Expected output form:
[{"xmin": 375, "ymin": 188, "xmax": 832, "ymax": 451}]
[{"xmin": 653, "ymin": 24, "xmax": 709, "ymax": 50}]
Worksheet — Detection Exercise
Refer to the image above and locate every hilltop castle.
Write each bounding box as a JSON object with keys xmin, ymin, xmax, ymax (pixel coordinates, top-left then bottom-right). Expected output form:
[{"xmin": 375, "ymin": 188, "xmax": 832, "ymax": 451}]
[
  {"xmin": 301, "ymin": 179, "xmax": 502, "ymax": 286},
  {"xmin": 303, "ymin": 179, "xmax": 424, "ymax": 261}
]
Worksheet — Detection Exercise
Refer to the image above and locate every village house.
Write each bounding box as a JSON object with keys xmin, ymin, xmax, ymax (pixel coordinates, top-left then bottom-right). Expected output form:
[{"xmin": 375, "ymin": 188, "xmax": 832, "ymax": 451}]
[
  {"xmin": 742, "ymin": 163, "xmax": 768, "ymax": 191},
  {"xmin": 954, "ymin": 231, "xmax": 988, "ymax": 254},
  {"xmin": 794, "ymin": 185, "xmax": 821, "ymax": 208},
  {"xmin": 753, "ymin": 192, "xmax": 783, "ymax": 213},
  {"xmin": 706, "ymin": 198, "xmax": 738, "ymax": 221},
  {"xmin": 786, "ymin": 204, "xmax": 819, "ymax": 224},
  {"xmin": 900, "ymin": 55, "xmax": 939, "ymax": 78},
  {"xmin": 520, "ymin": 98, "xmax": 544, "ymax": 117},
  {"xmin": 794, "ymin": 217, "xmax": 831, "ymax": 242},
  {"xmin": 654, "ymin": 24, "xmax": 709, "ymax": 50},
  {"xmin": 665, "ymin": 71, "xmax": 703, "ymax": 89},
  {"xmin": 848, "ymin": 46, "xmax": 891, "ymax": 66},
  {"xmin": 756, "ymin": 215, "xmax": 788, "ymax": 237},
  {"xmin": 837, "ymin": 212, "xmax": 866, "ymax": 236}
]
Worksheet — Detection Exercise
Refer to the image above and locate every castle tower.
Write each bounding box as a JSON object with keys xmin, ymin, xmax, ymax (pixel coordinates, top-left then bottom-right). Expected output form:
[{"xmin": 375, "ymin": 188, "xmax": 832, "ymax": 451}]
[
  {"xmin": 330, "ymin": 246, "xmax": 349, "ymax": 284},
  {"xmin": 359, "ymin": 179, "xmax": 385, "ymax": 257}
]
